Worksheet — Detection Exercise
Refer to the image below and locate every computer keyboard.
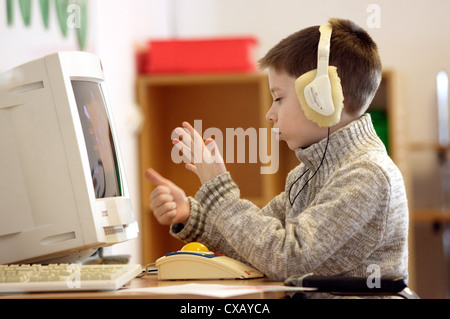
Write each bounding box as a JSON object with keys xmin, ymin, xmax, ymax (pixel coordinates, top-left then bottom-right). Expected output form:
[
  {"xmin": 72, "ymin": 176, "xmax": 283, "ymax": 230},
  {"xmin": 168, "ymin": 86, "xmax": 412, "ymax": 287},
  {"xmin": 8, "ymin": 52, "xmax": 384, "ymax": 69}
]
[{"xmin": 0, "ymin": 263, "xmax": 142, "ymax": 293}]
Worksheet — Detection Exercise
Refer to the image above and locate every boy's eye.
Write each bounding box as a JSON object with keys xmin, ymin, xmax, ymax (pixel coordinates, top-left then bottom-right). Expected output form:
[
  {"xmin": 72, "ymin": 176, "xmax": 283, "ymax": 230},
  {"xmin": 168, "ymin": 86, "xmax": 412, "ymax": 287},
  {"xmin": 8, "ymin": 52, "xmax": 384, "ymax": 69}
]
[{"xmin": 274, "ymin": 97, "xmax": 282, "ymax": 103}]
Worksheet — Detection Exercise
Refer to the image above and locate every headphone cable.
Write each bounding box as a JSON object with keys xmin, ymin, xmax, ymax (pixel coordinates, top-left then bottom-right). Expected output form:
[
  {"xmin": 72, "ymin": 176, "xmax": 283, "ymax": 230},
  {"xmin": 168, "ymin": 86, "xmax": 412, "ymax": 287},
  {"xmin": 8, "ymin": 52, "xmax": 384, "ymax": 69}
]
[{"xmin": 288, "ymin": 127, "xmax": 331, "ymax": 206}]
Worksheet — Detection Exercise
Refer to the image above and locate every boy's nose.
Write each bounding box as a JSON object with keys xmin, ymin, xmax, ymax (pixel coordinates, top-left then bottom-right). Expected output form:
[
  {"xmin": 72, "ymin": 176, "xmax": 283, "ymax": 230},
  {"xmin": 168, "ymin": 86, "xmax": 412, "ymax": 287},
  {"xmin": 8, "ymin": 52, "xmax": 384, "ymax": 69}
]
[{"xmin": 266, "ymin": 105, "xmax": 276, "ymax": 122}]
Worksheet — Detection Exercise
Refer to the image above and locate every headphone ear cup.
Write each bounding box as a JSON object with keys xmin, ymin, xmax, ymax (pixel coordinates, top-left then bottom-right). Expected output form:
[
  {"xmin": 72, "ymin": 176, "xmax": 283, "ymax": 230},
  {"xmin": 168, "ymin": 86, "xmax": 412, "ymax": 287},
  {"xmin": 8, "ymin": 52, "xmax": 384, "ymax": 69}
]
[{"xmin": 295, "ymin": 66, "xmax": 344, "ymax": 127}]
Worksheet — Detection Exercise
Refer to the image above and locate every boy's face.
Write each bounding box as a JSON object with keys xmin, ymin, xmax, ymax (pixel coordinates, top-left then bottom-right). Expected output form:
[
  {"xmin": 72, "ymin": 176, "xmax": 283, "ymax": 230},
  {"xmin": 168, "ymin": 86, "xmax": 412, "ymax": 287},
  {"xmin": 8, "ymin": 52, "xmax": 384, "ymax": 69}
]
[{"xmin": 266, "ymin": 68, "xmax": 328, "ymax": 150}]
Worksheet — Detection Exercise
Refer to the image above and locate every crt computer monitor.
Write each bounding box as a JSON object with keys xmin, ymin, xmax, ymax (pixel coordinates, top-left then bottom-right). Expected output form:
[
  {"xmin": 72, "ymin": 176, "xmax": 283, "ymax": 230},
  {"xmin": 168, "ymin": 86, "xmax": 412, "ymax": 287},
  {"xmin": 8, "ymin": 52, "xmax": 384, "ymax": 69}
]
[{"xmin": 0, "ymin": 52, "xmax": 138, "ymax": 264}]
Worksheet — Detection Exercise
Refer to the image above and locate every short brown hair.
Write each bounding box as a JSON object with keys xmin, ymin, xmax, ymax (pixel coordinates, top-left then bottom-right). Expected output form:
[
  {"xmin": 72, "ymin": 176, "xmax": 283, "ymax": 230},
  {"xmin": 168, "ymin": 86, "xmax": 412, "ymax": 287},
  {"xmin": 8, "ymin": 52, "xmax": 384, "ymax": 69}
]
[{"xmin": 259, "ymin": 18, "xmax": 382, "ymax": 115}]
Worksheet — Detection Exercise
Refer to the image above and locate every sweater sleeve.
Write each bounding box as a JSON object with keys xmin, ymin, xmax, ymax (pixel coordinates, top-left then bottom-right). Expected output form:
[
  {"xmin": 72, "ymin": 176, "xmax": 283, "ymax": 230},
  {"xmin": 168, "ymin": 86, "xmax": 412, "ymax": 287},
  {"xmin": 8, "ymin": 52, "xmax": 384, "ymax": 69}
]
[
  {"xmin": 195, "ymin": 163, "xmax": 391, "ymax": 281},
  {"xmin": 170, "ymin": 172, "xmax": 287, "ymax": 262}
]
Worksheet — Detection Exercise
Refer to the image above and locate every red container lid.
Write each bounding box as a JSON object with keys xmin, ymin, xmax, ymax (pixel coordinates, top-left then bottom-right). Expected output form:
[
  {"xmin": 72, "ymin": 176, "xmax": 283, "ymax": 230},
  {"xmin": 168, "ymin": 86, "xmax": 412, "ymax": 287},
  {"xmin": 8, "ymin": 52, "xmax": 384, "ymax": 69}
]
[{"xmin": 144, "ymin": 37, "xmax": 258, "ymax": 74}]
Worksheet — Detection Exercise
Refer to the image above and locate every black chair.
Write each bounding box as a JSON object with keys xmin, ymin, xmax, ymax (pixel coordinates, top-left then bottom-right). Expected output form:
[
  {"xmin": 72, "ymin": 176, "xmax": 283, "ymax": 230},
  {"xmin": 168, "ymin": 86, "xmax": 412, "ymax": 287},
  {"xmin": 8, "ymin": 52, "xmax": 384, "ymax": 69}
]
[{"xmin": 284, "ymin": 274, "xmax": 419, "ymax": 299}]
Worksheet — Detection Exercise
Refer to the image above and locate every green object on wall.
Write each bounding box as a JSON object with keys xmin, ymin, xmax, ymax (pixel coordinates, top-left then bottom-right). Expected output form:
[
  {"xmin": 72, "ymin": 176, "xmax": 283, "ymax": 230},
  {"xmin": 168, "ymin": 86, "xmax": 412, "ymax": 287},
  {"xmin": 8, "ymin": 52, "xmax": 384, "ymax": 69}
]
[
  {"xmin": 19, "ymin": 0, "xmax": 32, "ymax": 26},
  {"xmin": 370, "ymin": 109, "xmax": 389, "ymax": 154},
  {"xmin": 76, "ymin": 0, "xmax": 88, "ymax": 50},
  {"xmin": 39, "ymin": 0, "xmax": 50, "ymax": 28},
  {"xmin": 7, "ymin": 0, "xmax": 14, "ymax": 25},
  {"xmin": 55, "ymin": 0, "xmax": 69, "ymax": 37},
  {"xmin": 5, "ymin": 0, "xmax": 88, "ymax": 51}
]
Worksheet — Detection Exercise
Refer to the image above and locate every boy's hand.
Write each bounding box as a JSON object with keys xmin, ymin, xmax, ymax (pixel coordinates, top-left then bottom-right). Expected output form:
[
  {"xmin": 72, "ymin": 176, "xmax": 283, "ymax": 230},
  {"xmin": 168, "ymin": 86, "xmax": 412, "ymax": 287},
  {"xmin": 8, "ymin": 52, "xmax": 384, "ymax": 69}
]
[
  {"xmin": 146, "ymin": 168, "xmax": 190, "ymax": 225},
  {"xmin": 173, "ymin": 121, "xmax": 227, "ymax": 184}
]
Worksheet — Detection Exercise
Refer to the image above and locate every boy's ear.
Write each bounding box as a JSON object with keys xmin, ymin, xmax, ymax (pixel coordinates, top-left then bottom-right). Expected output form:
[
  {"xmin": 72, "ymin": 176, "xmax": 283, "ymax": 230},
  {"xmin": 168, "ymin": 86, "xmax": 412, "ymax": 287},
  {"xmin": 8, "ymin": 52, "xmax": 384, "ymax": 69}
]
[{"xmin": 295, "ymin": 66, "xmax": 344, "ymax": 127}]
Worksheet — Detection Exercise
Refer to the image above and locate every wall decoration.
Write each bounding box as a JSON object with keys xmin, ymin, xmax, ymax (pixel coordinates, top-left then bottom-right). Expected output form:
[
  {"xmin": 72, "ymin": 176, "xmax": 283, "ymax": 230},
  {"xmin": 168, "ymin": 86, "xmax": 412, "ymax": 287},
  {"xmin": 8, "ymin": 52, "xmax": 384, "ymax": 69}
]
[
  {"xmin": 5, "ymin": 0, "xmax": 88, "ymax": 50},
  {"xmin": 39, "ymin": 0, "xmax": 49, "ymax": 28}
]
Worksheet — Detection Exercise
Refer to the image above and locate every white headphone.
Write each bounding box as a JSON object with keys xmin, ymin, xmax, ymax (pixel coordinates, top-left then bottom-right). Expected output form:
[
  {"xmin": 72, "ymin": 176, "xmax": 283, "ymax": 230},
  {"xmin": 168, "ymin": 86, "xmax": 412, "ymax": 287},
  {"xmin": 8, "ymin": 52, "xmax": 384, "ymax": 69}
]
[{"xmin": 295, "ymin": 24, "xmax": 344, "ymax": 128}]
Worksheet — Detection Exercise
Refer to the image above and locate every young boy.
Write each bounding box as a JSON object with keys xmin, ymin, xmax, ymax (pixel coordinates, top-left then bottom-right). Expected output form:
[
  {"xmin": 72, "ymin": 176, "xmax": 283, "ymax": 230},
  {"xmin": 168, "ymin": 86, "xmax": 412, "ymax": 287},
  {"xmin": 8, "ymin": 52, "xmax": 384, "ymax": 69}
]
[{"xmin": 146, "ymin": 18, "xmax": 409, "ymax": 293}]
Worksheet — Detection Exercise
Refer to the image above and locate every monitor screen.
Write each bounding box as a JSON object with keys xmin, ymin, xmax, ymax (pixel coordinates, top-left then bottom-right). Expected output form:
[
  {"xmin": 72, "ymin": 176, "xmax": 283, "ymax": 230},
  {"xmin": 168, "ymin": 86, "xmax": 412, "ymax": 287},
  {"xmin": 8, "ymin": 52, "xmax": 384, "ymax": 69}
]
[{"xmin": 72, "ymin": 80, "xmax": 121, "ymax": 198}]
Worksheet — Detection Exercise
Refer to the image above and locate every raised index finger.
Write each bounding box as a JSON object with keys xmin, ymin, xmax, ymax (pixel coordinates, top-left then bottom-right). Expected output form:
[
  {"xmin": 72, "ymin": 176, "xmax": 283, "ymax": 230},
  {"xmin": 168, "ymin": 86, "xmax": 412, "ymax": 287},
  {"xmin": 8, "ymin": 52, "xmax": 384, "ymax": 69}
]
[
  {"xmin": 146, "ymin": 168, "xmax": 173, "ymax": 187},
  {"xmin": 182, "ymin": 121, "xmax": 204, "ymax": 142},
  {"xmin": 182, "ymin": 122, "xmax": 206, "ymax": 163}
]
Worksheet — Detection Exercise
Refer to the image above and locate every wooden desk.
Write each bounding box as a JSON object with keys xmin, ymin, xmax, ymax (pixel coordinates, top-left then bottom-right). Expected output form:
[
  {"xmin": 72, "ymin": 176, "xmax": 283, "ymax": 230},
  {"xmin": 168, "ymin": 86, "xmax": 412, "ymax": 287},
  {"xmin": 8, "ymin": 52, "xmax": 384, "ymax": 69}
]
[{"xmin": 0, "ymin": 275, "xmax": 289, "ymax": 299}]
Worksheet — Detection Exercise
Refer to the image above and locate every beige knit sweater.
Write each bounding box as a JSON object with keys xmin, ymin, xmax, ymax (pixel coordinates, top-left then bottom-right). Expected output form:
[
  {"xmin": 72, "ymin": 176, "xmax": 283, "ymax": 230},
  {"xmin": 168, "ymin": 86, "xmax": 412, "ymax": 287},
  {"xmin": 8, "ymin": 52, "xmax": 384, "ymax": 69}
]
[{"xmin": 170, "ymin": 114, "xmax": 409, "ymax": 285}]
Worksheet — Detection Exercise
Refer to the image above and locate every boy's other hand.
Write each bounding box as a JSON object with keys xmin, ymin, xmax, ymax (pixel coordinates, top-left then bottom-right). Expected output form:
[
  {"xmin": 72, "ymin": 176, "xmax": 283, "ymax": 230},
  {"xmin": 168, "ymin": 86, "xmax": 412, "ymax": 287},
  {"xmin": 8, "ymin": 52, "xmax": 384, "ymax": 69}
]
[
  {"xmin": 172, "ymin": 121, "xmax": 227, "ymax": 184},
  {"xmin": 146, "ymin": 168, "xmax": 190, "ymax": 225}
]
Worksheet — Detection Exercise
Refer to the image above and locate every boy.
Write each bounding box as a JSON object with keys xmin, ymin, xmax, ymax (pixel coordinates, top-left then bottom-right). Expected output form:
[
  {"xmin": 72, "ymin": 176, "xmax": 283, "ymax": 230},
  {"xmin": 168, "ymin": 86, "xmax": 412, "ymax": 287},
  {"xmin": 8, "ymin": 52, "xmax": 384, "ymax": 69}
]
[{"xmin": 146, "ymin": 18, "xmax": 409, "ymax": 293}]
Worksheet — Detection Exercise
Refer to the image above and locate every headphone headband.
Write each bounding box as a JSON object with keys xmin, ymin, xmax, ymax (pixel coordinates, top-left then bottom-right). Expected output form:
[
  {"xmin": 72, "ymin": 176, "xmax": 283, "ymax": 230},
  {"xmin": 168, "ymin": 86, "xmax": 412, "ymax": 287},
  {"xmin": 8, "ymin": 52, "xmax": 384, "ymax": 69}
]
[
  {"xmin": 302, "ymin": 24, "xmax": 335, "ymax": 117},
  {"xmin": 295, "ymin": 24, "xmax": 344, "ymax": 127},
  {"xmin": 317, "ymin": 24, "xmax": 332, "ymax": 77}
]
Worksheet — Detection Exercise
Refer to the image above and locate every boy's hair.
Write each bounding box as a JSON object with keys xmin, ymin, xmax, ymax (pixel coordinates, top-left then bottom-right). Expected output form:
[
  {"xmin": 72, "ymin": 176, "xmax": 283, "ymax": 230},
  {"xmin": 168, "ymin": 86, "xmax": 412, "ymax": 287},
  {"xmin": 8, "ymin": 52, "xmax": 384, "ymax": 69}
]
[{"xmin": 259, "ymin": 18, "xmax": 382, "ymax": 115}]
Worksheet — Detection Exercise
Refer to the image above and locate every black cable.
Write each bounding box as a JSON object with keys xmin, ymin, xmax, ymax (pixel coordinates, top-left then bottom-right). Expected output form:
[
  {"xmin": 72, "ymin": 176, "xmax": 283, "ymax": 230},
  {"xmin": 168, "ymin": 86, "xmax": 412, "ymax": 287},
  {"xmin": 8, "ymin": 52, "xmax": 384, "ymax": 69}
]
[{"xmin": 288, "ymin": 127, "xmax": 331, "ymax": 206}]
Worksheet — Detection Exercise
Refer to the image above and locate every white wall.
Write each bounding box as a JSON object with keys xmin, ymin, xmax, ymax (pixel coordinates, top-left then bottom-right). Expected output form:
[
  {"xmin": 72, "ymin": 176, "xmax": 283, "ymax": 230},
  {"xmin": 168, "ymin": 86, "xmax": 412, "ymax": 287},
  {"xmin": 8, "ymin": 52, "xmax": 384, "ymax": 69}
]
[{"xmin": 0, "ymin": 0, "xmax": 171, "ymax": 265}]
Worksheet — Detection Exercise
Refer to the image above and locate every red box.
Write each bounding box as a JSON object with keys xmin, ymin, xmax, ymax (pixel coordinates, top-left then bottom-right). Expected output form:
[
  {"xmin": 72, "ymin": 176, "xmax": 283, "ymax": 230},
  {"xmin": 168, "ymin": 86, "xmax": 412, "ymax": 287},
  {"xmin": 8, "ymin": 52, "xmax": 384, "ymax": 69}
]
[{"xmin": 143, "ymin": 37, "xmax": 258, "ymax": 74}]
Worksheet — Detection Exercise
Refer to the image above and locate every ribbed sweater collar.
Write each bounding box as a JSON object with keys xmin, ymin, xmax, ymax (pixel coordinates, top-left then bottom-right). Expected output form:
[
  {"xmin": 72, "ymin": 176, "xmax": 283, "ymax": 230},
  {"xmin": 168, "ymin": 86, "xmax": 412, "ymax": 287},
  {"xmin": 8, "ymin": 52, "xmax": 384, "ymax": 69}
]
[{"xmin": 294, "ymin": 114, "xmax": 385, "ymax": 172}]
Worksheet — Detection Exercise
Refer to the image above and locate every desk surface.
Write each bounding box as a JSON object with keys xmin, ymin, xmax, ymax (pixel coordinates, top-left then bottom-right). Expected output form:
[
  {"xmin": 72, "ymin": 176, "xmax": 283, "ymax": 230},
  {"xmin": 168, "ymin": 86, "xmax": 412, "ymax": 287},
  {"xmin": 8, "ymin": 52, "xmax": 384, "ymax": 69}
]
[{"xmin": 0, "ymin": 275, "xmax": 289, "ymax": 299}]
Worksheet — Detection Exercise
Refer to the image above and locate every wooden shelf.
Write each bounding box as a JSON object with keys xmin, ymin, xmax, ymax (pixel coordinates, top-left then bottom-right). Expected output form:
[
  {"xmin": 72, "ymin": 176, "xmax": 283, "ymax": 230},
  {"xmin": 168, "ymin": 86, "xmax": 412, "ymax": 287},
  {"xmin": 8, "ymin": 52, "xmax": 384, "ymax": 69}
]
[
  {"xmin": 137, "ymin": 72, "xmax": 268, "ymax": 85},
  {"xmin": 409, "ymin": 143, "xmax": 450, "ymax": 153},
  {"xmin": 412, "ymin": 209, "xmax": 450, "ymax": 223}
]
